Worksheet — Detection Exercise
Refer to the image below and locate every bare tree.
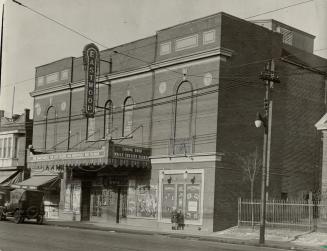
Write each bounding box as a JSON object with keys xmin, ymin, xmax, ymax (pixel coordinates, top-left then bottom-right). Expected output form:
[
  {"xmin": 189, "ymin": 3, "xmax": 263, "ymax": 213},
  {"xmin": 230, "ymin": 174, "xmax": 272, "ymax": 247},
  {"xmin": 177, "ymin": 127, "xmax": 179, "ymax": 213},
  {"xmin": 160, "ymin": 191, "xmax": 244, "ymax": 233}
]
[{"xmin": 238, "ymin": 147, "xmax": 262, "ymax": 228}]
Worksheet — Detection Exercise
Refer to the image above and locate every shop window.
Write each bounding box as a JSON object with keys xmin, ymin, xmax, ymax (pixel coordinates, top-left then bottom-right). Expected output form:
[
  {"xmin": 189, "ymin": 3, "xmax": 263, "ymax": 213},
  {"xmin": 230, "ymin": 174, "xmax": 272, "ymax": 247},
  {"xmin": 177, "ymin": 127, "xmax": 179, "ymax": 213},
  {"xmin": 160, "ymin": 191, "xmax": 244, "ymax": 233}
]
[
  {"xmin": 45, "ymin": 106, "xmax": 57, "ymax": 152},
  {"xmin": 172, "ymin": 81, "xmax": 193, "ymax": 154},
  {"xmin": 122, "ymin": 97, "xmax": 134, "ymax": 137},
  {"xmin": 64, "ymin": 180, "xmax": 81, "ymax": 213},
  {"xmin": 127, "ymin": 180, "xmax": 158, "ymax": 218},
  {"xmin": 103, "ymin": 100, "xmax": 114, "ymax": 139},
  {"xmin": 160, "ymin": 171, "xmax": 202, "ymax": 224}
]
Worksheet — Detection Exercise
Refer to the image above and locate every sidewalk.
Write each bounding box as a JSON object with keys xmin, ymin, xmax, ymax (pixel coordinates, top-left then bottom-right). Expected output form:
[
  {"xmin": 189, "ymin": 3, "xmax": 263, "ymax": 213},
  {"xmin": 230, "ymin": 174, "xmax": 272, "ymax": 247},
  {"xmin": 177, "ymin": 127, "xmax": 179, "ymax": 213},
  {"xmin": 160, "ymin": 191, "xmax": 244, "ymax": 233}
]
[{"xmin": 45, "ymin": 219, "xmax": 327, "ymax": 251}]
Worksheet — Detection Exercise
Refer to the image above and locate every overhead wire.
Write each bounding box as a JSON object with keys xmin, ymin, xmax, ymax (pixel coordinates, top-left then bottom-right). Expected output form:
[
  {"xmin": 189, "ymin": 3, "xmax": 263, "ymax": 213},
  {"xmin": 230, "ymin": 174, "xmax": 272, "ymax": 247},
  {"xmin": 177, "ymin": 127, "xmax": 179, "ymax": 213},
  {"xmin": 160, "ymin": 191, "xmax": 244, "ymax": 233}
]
[{"xmin": 6, "ymin": 0, "xmax": 326, "ymax": 89}]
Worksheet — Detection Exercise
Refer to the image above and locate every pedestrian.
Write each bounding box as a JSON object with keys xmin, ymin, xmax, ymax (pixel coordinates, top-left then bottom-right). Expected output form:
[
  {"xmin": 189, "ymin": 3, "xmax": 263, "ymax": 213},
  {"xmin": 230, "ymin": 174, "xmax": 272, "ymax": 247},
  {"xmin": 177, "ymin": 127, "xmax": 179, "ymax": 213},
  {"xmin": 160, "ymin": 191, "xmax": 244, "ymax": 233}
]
[
  {"xmin": 171, "ymin": 207, "xmax": 178, "ymax": 230},
  {"xmin": 177, "ymin": 210, "xmax": 184, "ymax": 230}
]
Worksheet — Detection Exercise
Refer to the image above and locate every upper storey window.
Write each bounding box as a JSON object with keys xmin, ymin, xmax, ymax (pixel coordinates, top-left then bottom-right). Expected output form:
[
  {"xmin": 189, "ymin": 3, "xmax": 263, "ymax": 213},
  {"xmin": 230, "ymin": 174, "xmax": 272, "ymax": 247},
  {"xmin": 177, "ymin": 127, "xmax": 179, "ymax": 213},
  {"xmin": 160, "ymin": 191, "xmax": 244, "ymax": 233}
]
[
  {"xmin": 171, "ymin": 81, "xmax": 194, "ymax": 155},
  {"xmin": 123, "ymin": 97, "xmax": 134, "ymax": 137},
  {"xmin": 104, "ymin": 100, "xmax": 114, "ymax": 139},
  {"xmin": 277, "ymin": 26, "xmax": 293, "ymax": 46},
  {"xmin": 0, "ymin": 136, "xmax": 14, "ymax": 159},
  {"xmin": 46, "ymin": 72, "xmax": 59, "ymax": 84},
  {"xmin": 45, "ymin": 106, "xmax": 57, "ymax": 152},
  {"xmin": 175, "ymin": 34, "xmax": 198, "ymax": 51},
  {"xmin": 174, "ymin": 81, "xmax": 193, "ymax": 140},
  {"xmin": 203, "ymin": 30, "xmax": 216, "ymax": 45},
  {"xmin": 160, "ymin": 41, "xmax": 172, "ymax": 56}
]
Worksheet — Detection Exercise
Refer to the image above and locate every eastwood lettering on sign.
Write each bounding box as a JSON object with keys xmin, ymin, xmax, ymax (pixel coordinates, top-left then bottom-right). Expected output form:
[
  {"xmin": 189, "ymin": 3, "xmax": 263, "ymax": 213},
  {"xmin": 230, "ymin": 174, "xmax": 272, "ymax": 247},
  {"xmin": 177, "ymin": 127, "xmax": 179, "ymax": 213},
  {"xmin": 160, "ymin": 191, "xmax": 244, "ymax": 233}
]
[{"xmin": 83, "ymin": 43, "xmax": 99, "ymax": 118}]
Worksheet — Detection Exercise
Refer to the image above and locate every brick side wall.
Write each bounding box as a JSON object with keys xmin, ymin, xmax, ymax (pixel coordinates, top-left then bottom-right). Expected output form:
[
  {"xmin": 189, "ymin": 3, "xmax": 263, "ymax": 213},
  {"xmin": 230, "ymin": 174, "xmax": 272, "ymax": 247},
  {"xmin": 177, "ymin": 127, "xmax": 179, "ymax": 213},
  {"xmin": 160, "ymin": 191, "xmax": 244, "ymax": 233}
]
[
  {"xmin": 274, "ymin": 61, "xmax": 325, "ymax": 199},
  {"xmin": 213, "ymin": 14, "xmax": 283, "ymax": 230}
]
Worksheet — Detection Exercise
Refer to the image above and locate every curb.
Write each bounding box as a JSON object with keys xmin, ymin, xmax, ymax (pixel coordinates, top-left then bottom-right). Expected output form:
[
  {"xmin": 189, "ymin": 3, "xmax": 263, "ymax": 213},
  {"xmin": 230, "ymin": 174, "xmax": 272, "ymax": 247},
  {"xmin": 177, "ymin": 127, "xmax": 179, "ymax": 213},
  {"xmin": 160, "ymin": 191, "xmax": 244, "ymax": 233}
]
[{"xmin": 45, "ymin": 221, "xmax": 326, "ymax": 251}]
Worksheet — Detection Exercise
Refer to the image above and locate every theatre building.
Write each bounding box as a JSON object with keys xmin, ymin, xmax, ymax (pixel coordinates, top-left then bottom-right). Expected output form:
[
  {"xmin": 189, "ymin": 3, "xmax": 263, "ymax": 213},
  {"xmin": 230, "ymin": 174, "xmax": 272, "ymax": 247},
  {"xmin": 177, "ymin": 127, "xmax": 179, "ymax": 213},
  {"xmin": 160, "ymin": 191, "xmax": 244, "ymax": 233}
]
[{"xmin": 28, "ymin": 12, "xmax": 327, "ymax": 231}]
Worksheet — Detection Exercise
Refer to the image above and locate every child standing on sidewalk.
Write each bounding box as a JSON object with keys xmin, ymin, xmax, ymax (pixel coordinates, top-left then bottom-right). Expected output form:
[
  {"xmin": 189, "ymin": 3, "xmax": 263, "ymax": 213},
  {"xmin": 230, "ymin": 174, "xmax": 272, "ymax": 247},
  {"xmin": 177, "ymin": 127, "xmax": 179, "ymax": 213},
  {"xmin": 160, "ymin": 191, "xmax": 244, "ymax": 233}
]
[{"xmin": 171, "ymin": 207, "xmax": 178, "ymax": 230}]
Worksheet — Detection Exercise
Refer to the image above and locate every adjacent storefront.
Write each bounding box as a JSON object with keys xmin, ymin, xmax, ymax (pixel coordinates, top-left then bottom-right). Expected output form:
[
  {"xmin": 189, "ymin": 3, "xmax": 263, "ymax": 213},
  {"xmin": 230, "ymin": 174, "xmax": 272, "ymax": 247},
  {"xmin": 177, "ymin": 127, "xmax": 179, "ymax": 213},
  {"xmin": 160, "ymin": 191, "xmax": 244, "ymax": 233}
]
[{"xmin": 27, "ymin": 142, "xmax": 152, "ymax": 223}]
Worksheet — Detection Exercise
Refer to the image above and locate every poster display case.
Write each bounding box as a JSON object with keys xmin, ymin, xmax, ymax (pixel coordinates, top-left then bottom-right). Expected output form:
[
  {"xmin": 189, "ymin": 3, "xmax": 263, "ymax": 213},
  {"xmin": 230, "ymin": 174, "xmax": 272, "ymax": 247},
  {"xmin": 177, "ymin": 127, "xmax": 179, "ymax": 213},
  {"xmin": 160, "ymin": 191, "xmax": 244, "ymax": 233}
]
[
  {"xmin": 127, "ymin": 180, "xmax": 158, "ymax": 218},
  {"xmin": 159, "ymin": 170, "xmax": 203, "ymax": 225}
]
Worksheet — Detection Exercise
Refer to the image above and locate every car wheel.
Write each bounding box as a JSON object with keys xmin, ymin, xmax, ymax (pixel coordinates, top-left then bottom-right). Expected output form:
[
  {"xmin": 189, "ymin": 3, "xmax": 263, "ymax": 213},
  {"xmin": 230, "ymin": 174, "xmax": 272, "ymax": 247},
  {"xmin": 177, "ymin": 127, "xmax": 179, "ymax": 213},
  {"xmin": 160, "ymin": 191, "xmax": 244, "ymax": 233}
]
[
  {"xmin": 26, "ymin": 206, "xmax": 38, "ymax": 219},
  {"xmin": 0, "ymin": 209, "xmax": 3, "ymax": 221},
  {"xmin": 14, "ymin": 210, "xmax": 22, "ymax": 224},
  {"xmin": 36, "ymin": 215, "xmax": 43, "ymax": 224}
]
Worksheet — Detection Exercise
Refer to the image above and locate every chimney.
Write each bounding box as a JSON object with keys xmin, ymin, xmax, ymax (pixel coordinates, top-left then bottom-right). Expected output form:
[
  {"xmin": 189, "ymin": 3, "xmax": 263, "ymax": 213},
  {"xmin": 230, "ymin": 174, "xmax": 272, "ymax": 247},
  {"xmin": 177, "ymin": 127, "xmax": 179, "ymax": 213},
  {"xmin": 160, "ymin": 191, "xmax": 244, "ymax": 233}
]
[
  {"xmin": 24, "ymin": 108, "xmax": 30, "ymax": 121},
  {"xmin": 12, "ymin": 114, "xmax": 20, "ymax": 120}
]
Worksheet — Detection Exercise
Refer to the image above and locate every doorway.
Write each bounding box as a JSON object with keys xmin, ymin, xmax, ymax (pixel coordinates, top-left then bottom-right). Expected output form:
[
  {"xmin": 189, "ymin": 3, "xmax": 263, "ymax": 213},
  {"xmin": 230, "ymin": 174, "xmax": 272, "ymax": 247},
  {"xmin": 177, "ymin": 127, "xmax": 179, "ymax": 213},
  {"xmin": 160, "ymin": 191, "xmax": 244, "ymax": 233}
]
[
  {"xmin": 81, "ymin": 181, "xmax": 91, "ymax": 221},
  {"xmin": 90, "ymin": 176, "xmax": 128, "ymax": 223}
]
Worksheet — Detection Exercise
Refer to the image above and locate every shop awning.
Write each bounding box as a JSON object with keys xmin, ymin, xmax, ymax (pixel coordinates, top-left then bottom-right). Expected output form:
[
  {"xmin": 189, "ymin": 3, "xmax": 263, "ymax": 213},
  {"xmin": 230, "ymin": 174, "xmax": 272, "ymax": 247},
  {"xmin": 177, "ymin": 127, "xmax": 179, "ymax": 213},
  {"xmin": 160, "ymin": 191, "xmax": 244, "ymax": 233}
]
[
  {"xmin": 27, "ymin": 143, "xmax": 151, "ymax": 171},
  {"xmin": 11, "ymin": 175, "xmax": 58, "ymax": 190},
  {"xmin": 0, "ymin": 170, "xmax": 21, "ymax": 184}
]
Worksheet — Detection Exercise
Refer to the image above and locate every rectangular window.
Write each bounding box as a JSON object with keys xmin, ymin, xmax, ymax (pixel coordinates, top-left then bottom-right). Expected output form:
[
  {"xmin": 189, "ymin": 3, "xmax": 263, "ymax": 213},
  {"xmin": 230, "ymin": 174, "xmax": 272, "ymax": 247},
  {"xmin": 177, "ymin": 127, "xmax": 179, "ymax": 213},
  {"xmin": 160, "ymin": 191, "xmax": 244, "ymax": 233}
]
[
  {"xmin": 46, "ymin": 72, "xmax": 59, "ymax": 84},
  {"xmin": 159, "ymin": 41, "xmax": 171, "ymax": 55},
  {"xmin": 37, "ymin": 76, "xmax": 44, "ymax": 87},
  {"xmin": 203, "ymin": 30, "xmax": 216, "ymax": 45},
  {"xmin": 175, "ymin": 34, "xmax": 198, "ymax": 51},
  {"xmin": 7, "ymin": 138, "xmax": 12, "ymax": 158},
  {"xmin": 0, "ymin": 139, "xmax": 3, "ymax": 158},
  {"xmin": 3, "ymin": 138, "xmax": 7, "ymax": 158},
  {"xmin": 277, "ymin": 26, "xmax": 293, "ymax": 45},
  {"xmin": 60, "ymin": 69, "xmax": 69, "ymax": 80}
]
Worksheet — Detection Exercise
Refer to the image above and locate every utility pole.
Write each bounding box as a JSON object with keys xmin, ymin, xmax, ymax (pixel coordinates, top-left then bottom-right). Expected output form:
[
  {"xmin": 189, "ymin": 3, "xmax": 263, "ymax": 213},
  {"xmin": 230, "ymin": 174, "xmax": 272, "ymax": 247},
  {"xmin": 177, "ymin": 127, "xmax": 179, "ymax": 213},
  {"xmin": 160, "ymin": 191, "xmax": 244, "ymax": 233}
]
[
  {"xmin": 0, "ymin": 4, "xmax": 4, "ymax": 94},
  {"xmin": 11, "ymin": 84, "xmax": 15, "ymax": 116},
  {"xmin": 258, "ymin": 60, "xmax": 279, "ymax": 244}
]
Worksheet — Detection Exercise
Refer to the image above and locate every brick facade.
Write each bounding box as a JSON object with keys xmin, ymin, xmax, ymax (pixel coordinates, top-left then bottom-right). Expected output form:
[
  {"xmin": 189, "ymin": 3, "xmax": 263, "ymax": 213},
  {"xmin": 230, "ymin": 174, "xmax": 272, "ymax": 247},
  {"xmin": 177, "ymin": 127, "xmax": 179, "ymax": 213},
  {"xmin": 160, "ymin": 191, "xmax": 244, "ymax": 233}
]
[{"xmin": 29, "ymin": 12, "xmax": 327, "ymax": 231}]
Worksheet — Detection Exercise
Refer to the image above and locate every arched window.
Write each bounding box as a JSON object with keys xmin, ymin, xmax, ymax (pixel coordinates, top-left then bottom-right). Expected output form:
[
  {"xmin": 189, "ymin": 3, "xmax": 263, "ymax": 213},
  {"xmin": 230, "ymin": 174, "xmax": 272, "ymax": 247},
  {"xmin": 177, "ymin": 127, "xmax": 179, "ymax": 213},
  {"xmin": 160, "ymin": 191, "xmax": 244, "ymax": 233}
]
[
  {"xmin": 122, "ymin": 97, "xmax": 134, "ymax": 137},
  {"xmin": 45, "ymin": 106, "xmax": 57, "ymax": 152},
  {"xmin": 103, "ymin": 100, "xmax": 113, "ymax": 138},
  {"xmin": 173, "ymin": 81, "xmax": 193, "ymax": 154}
]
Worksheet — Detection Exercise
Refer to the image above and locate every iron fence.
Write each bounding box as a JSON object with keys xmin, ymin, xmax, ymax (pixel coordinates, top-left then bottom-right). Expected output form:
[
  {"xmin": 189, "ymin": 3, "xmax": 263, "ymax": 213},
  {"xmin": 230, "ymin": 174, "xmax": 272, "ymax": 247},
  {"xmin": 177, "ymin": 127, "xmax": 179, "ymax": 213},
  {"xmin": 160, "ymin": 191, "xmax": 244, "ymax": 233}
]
[{"xmin": 238, "ymin": 198, "xmax": 327, "ymax": 230}]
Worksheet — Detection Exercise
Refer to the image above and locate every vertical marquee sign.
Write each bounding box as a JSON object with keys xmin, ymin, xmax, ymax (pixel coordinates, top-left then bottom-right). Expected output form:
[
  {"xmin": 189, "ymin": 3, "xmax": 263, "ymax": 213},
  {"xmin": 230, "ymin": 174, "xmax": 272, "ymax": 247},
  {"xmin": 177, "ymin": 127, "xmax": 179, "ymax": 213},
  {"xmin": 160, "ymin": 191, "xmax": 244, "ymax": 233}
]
[{"xmin": 83, "ymin": 43, "xmax": 100, "ymax": 118}]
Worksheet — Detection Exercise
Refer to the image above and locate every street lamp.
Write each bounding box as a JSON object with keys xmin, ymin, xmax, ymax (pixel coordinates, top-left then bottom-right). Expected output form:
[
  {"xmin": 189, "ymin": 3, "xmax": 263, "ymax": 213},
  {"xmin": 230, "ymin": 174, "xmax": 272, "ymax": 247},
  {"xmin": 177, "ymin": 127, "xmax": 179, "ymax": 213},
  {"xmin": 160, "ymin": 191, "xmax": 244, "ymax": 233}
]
[{"xmin": 255, "ymin": 112, "xmax": 266, "ymax": 129}]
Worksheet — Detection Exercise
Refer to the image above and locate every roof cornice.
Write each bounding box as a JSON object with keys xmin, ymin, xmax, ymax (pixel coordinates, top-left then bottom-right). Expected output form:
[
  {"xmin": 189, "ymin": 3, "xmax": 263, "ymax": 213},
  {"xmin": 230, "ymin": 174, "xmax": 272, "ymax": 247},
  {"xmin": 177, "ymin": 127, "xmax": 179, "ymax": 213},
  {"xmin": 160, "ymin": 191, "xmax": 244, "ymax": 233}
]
[{"xmin": 31, "ymin": 47, "xmax": 233, "ymax": 97}]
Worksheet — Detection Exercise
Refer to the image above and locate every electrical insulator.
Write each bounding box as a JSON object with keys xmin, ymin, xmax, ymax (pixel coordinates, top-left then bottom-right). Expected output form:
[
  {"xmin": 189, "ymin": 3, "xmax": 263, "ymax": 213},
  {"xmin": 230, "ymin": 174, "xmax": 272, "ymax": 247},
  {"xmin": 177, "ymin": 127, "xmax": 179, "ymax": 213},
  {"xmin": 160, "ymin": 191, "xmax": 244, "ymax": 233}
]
[{"xmin": 264, "ymin": 99, "xmax": 269, "ymax": 110}]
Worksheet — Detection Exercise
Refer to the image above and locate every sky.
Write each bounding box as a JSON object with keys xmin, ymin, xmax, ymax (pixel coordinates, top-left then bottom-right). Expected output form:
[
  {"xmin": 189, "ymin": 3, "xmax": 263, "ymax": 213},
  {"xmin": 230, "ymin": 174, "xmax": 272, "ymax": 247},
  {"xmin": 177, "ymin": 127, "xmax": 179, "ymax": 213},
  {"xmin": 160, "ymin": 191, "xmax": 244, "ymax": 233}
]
[{"xmin": 0, "ymin": 0, "xmax": 326, "ymax": 117}]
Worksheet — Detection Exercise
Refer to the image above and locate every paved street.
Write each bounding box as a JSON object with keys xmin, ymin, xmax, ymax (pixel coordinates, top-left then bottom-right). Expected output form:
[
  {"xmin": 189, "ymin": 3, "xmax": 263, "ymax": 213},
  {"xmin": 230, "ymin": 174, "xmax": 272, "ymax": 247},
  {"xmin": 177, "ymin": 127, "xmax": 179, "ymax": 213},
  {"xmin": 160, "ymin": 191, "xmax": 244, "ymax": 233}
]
[{"xmin": 0, "ymin": 220, "xmax": 286, "ymax": 251}]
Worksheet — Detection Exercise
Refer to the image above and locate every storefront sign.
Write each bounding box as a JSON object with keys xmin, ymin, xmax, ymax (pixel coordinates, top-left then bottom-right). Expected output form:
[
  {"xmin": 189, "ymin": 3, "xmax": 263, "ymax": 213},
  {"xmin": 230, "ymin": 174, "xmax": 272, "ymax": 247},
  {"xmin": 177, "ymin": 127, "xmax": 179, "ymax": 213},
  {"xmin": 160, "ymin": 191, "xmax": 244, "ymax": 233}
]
[
  {"xmin": 113, "ymin": 144, "xmax": 150, "ymax": 161},
  {"xmin": 83, "ymin": 43, "xmax": 99, "ymax": 118},
  {"xmin": 29, "ymin": 147, "xmax": 106, "ymax": 162}
]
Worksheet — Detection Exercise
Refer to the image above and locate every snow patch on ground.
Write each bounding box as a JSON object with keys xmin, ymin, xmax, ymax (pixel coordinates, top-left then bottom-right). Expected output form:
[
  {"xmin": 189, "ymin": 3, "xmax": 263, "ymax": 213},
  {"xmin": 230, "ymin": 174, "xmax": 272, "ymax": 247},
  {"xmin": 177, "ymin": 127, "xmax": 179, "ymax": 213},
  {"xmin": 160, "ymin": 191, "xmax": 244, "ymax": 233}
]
[
  {"xmin": 212, "ymin": 226, "xmax": 327, "ymax": 248},
  {"xmin": 292, "ymin": 232, "xmax": 327, "ymax": 247}
]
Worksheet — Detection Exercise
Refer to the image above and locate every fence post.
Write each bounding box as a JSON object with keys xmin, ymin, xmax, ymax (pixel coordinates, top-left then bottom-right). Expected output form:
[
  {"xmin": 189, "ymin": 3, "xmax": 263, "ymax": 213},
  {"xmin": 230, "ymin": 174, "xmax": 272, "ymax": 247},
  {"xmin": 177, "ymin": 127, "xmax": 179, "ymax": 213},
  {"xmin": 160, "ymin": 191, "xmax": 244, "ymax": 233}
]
[
  {"xmin": 238, "ymin": 197, "xmax": 241, "ymax": 227},
  {"xmin": 309, "ymin": 199, "xmax": 312, "ymax": 231}
]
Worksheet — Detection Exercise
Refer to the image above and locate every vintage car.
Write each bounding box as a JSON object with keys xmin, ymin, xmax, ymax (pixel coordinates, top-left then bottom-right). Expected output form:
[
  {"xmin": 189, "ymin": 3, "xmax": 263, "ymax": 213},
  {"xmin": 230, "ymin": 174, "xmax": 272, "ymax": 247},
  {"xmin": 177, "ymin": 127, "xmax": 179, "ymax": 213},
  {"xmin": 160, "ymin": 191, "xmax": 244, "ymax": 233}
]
[
  {"xmin": 0, "ymin": 190, "xmax": 10, "ymax": 220},
  {"xmin": 0, "ymin": 188, "xmax": 45, "ymax": 224}
]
